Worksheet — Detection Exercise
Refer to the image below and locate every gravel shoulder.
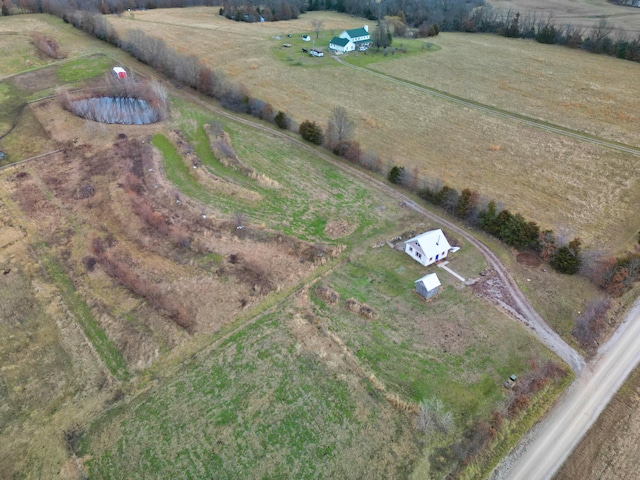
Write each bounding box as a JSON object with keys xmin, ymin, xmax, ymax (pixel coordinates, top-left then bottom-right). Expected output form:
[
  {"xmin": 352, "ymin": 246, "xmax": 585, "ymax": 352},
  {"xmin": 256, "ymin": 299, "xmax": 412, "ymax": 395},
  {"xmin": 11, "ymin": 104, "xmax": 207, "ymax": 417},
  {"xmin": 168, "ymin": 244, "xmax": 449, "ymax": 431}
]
[{"xmin": 491, "ymin": 298, "xmax": 640, "ymax": 480}]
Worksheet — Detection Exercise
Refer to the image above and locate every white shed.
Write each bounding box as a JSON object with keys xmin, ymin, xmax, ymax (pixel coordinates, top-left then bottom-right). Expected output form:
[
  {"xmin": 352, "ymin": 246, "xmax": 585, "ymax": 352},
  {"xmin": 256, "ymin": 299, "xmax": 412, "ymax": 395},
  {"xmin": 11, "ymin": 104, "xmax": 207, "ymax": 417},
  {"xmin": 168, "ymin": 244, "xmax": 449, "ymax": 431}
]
[
  {"xmin": 415, "ymin": 273, "xmax": 441, "ymax": 300},
  {"xmin": 404, "ymin": 229, "xmax": 452, "ymax": 266},
  {"xmin": 112, "ymin": 66, "xmax": 127, "ymax": 79}
]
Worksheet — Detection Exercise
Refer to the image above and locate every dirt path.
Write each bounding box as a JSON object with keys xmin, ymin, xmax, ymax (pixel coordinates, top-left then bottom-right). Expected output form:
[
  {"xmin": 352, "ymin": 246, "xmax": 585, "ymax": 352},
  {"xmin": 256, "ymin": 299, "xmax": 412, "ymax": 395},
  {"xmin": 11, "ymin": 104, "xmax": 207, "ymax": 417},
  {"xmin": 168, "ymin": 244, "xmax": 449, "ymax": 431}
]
[{"xmin": 491, "ymin": 298, "xmax": 640, "ymax": 480}]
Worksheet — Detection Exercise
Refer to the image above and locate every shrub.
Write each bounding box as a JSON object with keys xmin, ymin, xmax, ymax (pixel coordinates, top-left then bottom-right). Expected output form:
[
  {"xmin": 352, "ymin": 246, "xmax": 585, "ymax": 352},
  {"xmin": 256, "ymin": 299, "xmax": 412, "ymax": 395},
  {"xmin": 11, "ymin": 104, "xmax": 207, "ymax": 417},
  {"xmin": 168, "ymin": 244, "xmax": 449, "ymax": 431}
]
[
  {"xmin": 572, "ymin": 297, "xmax": 611, "ymax": 349},
  {"xmin": 30, "ymin": 32, "xmax": 66, "ymax": 59},
  {"xmin": 455, "ymin": 188, "xmax": 473, "ymax": 219},
  {"xmin": 388, "ymin": 165, "xmax": 405, "ymax": 184},
  {"xmin": 274, "ymin": 110, "xmax": 289, "ymax": 129},
  {"xmin": 550, "ymin": 243, "xmax": 581, "ymax": 274},
  {"xmin": 298, "ymin": 120, "xmax": 324, "ymax": 145}
]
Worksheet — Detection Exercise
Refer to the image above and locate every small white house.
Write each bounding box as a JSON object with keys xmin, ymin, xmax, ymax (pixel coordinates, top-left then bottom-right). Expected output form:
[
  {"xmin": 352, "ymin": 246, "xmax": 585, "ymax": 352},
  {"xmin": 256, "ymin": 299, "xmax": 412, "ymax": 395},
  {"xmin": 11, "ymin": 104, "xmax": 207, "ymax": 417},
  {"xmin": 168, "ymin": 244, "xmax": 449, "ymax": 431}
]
[
  {"xmin": 415, "ymin": 273, "xmax": 441, "ymax": 300},
  {"xmin": 329, "ymin": 25, "xmax": 370, "ymax": 53},
  {"xmin": 404, "ymin": 229, "xmax": 451, "ymax": 266}
]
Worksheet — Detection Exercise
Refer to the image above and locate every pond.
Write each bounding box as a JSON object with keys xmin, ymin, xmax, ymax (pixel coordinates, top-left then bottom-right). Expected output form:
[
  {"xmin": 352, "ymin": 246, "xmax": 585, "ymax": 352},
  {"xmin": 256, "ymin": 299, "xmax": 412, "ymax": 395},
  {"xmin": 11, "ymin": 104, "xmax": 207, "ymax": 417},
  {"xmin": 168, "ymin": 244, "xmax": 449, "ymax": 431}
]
[{"xmin": 69, "ymin": 96, "xmax": 160, "ymax": 125}]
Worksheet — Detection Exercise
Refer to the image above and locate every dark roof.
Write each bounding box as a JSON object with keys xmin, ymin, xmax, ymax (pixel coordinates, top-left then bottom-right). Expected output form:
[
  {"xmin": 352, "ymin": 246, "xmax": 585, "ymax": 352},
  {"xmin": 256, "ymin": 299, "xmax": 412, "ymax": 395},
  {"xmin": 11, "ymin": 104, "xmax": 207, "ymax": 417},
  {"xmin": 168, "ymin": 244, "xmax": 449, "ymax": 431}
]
[
  {"xmin": 330, "ymin": 37, "xmax": 350, "ymax": 47},
  {"xmin": 345, "ymin": 27, "xmax": 369, "ymax": 38}
]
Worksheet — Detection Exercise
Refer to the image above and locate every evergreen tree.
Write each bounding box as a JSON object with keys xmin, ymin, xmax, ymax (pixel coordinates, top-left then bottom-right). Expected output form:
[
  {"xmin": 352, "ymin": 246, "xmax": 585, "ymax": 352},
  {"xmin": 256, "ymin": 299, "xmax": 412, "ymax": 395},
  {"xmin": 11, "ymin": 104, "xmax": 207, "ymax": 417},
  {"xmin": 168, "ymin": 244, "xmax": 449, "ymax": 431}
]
[
  {"xmin": 388, "ymin": 166, "xmax": 405, "ymax": 184},
  {"xmin": 298, "ymin": 120, "xmax": 324, "ymax": 145}
]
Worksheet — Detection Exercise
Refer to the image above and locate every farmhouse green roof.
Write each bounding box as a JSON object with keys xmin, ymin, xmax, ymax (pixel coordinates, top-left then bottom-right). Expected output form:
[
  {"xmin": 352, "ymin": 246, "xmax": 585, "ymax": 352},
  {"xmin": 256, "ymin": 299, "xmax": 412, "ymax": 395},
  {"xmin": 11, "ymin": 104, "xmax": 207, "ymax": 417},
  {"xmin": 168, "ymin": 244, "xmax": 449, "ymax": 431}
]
[
  {"xmin": 330, "ymin": 37, "xmax": 350, "ymax": 47},
  {"xmin": 345, "ymin": 27, "xmax": 369, "ymax": 38}
]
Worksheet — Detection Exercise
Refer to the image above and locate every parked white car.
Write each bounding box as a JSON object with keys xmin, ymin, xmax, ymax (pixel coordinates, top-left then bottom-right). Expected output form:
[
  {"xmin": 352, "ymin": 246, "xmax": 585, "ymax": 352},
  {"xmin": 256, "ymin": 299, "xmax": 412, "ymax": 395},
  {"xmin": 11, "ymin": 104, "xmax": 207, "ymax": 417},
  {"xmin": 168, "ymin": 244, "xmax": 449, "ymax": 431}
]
[{"xmin": 310, "ymin": 49, "xmax": 324, "ymax": 57}]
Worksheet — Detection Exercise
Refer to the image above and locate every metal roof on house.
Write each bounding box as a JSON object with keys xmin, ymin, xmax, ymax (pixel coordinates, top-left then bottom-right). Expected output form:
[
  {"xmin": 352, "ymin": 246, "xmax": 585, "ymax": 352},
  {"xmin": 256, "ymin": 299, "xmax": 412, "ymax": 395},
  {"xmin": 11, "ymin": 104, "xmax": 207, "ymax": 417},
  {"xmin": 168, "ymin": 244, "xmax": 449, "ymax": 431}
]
[
  {"xmin": 345, "ymin": 27, "xmax": 369, "ymax": 38},
  {"xmin": 404, "ymin": 229, "xmax": 452, "ymax": 258},
  {"xmin": 330, "ymin": 37, "xmax": 350, "ymax": 47},
  {"xmin": 415, "ymin": 273, "xmax": 441, "ymax": 291}
]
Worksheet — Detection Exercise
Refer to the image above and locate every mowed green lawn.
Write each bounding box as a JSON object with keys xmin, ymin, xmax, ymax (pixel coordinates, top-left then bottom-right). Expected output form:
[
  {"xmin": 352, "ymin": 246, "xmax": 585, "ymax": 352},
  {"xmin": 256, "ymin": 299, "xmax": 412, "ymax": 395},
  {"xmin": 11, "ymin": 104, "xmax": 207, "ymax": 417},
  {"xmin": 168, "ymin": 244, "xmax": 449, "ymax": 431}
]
[{"xmin": 81, "ymin": 240, "xmax": 559, "ymax": 479}]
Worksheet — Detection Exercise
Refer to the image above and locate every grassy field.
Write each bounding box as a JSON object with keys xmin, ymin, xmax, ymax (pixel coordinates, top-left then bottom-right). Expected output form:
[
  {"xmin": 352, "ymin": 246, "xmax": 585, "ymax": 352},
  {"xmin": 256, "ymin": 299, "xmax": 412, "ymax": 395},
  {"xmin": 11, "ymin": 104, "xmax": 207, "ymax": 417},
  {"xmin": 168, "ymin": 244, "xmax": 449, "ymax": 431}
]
[
  {"xmin": 489, "ymin": 0, "xmax": 640, "ymax": 35},
  {"xmin": 82, "ymin": 310, "xmax": 422, "ymax": 479},
  {"xmin": 0, "ymin": 11, "xmax": 617, "ymax": 480},
  {"xmin": 105, "ymin": 8, "xmax": 640, "ymax": 252}
]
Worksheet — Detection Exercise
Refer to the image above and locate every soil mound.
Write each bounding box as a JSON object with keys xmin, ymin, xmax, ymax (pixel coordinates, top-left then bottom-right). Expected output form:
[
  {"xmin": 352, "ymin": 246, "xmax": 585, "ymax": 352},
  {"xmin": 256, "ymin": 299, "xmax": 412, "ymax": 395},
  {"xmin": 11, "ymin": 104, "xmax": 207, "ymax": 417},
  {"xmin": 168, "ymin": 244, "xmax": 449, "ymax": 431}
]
[{"xmin": 516, "ymin": 251, "xmax": 542, "ymax": 267}]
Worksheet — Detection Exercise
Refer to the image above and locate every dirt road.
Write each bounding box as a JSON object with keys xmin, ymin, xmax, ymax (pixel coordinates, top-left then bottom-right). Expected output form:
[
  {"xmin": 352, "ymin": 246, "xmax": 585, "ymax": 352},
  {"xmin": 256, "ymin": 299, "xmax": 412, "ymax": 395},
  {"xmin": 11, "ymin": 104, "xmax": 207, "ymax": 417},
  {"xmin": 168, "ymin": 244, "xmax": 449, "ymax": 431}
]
[{"xmin": 491, "ymin": 298, "xmax": 640, "ymax": 480}]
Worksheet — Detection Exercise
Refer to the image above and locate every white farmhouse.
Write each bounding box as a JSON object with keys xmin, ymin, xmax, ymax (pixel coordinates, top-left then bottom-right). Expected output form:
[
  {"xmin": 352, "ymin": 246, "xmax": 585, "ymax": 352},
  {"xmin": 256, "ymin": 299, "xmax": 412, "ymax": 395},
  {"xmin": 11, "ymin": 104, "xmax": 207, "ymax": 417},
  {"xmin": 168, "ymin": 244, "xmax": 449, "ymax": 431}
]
[
  {"xmin": 329, "ymin": 25, "xmax": 370, "ymax": 53},
  {"xmin": 404, "ymin": 229, "xmax": 451, "ymax": 266}
]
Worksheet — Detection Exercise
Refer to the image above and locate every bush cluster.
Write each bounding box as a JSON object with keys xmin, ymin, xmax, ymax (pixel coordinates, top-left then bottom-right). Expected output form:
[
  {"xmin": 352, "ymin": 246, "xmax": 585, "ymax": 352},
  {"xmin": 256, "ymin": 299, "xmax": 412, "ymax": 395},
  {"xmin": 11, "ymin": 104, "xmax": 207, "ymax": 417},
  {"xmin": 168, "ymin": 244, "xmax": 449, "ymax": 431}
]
[{"xmin": 298, "ymin": 120, "xmax": 324, "ymax": 145}]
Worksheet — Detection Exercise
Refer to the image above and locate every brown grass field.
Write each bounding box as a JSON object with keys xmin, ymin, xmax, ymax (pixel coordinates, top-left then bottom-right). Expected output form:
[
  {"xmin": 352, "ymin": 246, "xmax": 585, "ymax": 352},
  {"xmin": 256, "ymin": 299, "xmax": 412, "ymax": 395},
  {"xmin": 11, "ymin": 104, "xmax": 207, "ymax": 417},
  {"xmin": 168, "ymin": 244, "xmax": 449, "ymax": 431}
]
[
  {"xmin": 106, "ymin": 8, "xmax": 640, "ymax": 252},
  {"xmin": 489, "ymin": 0, "xmax": 640, "ymax": 35},
  {"xmin": 0, "ymin": 10, "xmax": 636, "ymax": 479}
]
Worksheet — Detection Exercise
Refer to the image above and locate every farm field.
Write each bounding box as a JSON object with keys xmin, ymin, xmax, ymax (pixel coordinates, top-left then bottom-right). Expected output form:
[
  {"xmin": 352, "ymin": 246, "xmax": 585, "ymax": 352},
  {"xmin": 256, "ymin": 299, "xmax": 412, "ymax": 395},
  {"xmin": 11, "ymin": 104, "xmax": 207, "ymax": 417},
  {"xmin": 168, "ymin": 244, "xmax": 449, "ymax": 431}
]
[
  {"xmin": 488, "ymin": 0, "xmax": 640, "ymax": 35},
  {"xmin": 106, "ymin": 8, "xmax": 640, "ymax": 252},
  {"xmin": 0, "ymin": 13, "xmax": 580, "ymax": 479}
]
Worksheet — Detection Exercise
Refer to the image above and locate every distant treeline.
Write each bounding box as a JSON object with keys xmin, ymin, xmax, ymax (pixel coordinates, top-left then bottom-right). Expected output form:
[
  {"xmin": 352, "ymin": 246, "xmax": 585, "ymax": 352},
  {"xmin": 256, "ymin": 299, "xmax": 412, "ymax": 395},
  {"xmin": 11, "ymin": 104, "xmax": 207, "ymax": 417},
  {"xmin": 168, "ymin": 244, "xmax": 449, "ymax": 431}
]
[
  {"xmin": 609, "ymin": 0, "xmax": 640, "ymax": 7},
  {"xmin": 4, "ymin": 0, "xmax": 640, "ymax": 63}
]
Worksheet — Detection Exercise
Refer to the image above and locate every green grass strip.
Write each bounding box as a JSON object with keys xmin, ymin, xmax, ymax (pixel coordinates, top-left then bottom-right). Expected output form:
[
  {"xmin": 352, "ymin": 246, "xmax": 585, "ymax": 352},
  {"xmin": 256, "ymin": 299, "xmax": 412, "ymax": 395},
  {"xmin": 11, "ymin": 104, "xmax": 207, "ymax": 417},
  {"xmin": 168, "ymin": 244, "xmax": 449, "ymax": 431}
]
[{"xmin": 40, "ymin": 253, "xmax": 130, "ymax": 381}]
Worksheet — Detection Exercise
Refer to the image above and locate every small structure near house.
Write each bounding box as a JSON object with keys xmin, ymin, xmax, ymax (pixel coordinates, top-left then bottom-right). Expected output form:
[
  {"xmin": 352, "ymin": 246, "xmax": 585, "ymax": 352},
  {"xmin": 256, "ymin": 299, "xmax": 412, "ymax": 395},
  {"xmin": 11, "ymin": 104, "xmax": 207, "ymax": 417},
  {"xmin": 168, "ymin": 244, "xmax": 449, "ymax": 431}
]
[
  {"xmin": 404, "ymin": 229, "xmax": 452, "ymax": 266},
  {"xmin": 112, "ymin": 66, "xmax": 127, "ymax": 79},
  {"xmin": 302, "ymin": 35, "xmax": 311, "ymax": 41},
  {"xmin": 415, "ymin": 273, "xmax": 441, "ymax": 300}
]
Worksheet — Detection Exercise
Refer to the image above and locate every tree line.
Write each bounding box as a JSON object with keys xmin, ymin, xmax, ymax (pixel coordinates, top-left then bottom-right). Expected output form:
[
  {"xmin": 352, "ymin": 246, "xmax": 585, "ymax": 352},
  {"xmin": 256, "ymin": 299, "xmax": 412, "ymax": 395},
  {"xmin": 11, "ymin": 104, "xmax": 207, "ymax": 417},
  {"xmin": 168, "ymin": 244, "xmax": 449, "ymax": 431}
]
[{"xmin": 4, "ymin": 0, "xmax": 640, "ymax": 63}]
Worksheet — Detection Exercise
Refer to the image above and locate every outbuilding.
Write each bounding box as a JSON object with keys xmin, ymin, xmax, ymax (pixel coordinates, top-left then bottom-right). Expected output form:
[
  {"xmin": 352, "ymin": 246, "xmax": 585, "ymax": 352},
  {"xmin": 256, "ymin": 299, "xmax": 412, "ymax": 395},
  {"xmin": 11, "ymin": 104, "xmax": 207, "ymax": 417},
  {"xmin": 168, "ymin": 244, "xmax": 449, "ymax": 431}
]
[
  {"xmin": 404, "ymin": 229, "xmax": 452, "ymax": 266},
  {"xmin": 415, "ymin": 273, "xmax": 441, "ymax": 300},
  {"xmin": 112, "ymin": 67, "xmax": 127, "ymax": 79}
]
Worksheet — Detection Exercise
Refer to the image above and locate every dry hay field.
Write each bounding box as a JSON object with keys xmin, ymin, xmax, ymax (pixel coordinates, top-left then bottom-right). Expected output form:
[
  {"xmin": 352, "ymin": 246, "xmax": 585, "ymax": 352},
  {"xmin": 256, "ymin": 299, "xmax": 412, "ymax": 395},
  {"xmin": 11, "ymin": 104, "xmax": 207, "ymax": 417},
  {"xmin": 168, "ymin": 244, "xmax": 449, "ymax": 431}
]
[
  {"xmin": 488, "ymin": 0, "xmax": 640, "ymax": 35},
  {"xmin": 555, "ymin": 363, "xmax": 640, "ymax": 480},
  {"xmin": 107, "ymin": 8, "xmax": 640, "ymax": 251}
]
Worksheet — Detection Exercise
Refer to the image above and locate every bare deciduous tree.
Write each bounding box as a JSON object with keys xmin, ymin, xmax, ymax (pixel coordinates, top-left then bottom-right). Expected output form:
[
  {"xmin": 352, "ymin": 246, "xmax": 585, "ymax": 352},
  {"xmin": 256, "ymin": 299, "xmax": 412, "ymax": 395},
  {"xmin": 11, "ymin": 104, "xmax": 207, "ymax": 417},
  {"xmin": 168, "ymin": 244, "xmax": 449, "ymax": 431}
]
[
  {"xmin": 326, "ymin": 106, "xmax": 355, "ymax": 155},
  {"xmin": 310, "ymin": 18, "xmax": 324, "ymax": 39}
]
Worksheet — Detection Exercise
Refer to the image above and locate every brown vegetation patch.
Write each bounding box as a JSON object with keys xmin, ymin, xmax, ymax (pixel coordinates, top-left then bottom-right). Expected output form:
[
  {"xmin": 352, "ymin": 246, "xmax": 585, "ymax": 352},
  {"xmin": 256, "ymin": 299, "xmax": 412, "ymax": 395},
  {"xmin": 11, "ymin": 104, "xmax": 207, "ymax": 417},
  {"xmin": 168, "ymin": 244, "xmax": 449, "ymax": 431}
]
[
  {"xmin": 516, "ymin": 251, "xmax": 542, "ymax": 267},
  {"xmin": 324, "ymin": 218, "xmax": 357, "ymax": 239},
  {"xmin": 316, "ymin": 285, "xmax": 340, "ymax": 305},
  {"xmin": 2, "ymin": 125, "xmax": 324, "ymax": 367},
  {"xmin": 203, "ymin": 123, "xmax": 279, "ymax": 188},
  {"xmin": 345, "ymin": 298, "xmax": 378, "ymax": 320},
  {"xmin": 30, "ymin": 31, "xmax": 66, "ymax": 59},
  {"xmin": 167, "ymin": 128, "xmax": 262, "ymax": 202},
  {"xmin": 12, "ymin": 66, "xmax": 58, "ymax": 93}
]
